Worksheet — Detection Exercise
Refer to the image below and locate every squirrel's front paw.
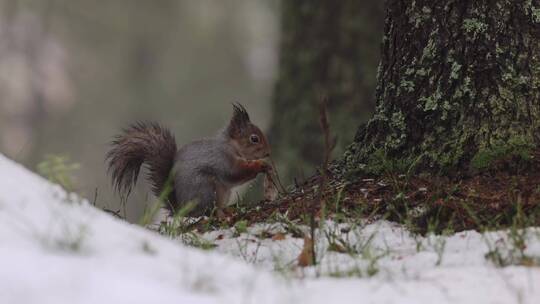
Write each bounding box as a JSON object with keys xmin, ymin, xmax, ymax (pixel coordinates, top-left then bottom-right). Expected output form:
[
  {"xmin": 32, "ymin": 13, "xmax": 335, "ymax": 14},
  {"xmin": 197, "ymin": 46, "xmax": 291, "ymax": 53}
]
[
  {"xmin": 259, "ymin": 160, "xmax": 273, "ymax": 172},
  {"xmin": 241, "ymin": 159, "xmax": 272, "ymax": 173}
]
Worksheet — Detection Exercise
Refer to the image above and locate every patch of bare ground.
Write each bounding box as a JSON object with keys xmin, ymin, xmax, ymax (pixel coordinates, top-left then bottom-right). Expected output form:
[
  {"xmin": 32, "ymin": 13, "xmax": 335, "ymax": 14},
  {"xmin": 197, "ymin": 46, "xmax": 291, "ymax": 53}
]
[{"xmin": 221, "ymin": 151, "xmax": 540, "ymax": 234}]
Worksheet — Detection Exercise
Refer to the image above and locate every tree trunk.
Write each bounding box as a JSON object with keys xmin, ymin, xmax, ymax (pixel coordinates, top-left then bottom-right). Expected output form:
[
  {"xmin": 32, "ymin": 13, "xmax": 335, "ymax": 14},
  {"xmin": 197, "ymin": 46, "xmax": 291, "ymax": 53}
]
[
  {"xmin": 343, "ymin": 0, "xmax": 540, "ymax": 176},
  {"xmin": 269, "ymin": 1, "xmax": 384, "ymax": 182}
]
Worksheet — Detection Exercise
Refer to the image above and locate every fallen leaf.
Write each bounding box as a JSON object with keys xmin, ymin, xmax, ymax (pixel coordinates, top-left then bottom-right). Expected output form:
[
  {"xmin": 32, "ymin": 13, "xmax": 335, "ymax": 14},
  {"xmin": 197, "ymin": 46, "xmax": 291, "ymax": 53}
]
[
  {"xmin": 327, "ymin": 242, "xmax": 347, "ymax": 253},
  {"xmin": 271, "ymin": 232, "xmax": 286, "ymax": 241},
  {"xmin": 297, "ymin": 236, "xmax": 314, "ymax": 267}
]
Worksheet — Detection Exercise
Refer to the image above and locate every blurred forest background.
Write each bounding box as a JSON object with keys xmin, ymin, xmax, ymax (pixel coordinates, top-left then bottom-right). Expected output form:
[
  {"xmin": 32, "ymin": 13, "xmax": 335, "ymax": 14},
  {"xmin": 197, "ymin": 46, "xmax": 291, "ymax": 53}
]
[{"xmin": 0, "ymin": 0, "xmax": 383, "ymax": 221}]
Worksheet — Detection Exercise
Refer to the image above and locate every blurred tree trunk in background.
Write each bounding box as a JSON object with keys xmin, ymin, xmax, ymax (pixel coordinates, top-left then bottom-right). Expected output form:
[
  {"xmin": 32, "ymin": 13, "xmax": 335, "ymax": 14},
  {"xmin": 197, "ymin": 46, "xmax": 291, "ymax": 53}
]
[
  {"xmin": 269, "ymin": 1, "xmax": 384, "ymax": 182},
  {"xmin": 342, "ymin": 0, "xmax": 540, "ymax": 176}
]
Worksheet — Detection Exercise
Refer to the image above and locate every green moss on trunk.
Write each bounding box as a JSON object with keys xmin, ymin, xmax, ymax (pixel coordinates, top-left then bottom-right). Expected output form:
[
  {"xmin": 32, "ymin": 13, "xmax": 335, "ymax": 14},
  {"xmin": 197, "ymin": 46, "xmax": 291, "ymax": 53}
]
[{"xmin": 344, "ymin": 0, "xmax": 540, "ymax": 176}]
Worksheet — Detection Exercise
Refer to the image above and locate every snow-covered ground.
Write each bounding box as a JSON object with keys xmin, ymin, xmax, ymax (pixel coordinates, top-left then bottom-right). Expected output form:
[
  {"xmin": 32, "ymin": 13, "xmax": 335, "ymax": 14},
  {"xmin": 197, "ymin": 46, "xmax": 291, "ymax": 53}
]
[
  {"xmin": 203, "ymin": 221, "xmax": 540, "ymax": 303},
  {"xmin": 1, "ymin": 153, "xmax": 539, "ymax": 304}
]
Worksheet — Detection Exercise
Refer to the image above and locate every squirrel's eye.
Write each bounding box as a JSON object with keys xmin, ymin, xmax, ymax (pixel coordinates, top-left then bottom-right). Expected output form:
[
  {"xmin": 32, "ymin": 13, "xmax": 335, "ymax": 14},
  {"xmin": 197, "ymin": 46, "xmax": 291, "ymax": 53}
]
[{"xmin": 250, "ymin": 134, "xmax": 260, "ymax": 144}]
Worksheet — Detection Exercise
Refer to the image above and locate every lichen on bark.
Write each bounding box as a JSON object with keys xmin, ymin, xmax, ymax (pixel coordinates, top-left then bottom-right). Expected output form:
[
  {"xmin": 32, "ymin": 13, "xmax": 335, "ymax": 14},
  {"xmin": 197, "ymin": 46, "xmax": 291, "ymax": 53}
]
[{"xmin": 343, "ymin": 0, "xmax": 540, "ymax": 176}]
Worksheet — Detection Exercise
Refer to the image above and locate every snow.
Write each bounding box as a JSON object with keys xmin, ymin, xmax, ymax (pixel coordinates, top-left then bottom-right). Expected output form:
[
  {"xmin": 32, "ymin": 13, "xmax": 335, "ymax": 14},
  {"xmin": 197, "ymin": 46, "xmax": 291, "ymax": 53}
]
[
  {"xmin": 0, "ymin": 154, "xmax": 288, "ymax": 304},
  {"xmin": 204, "ymin": 221, "xmax": 540, "ymax": 303},
  {"xmin": 1, "ymin": 153, "xmax": 539, "ymax": 304}
]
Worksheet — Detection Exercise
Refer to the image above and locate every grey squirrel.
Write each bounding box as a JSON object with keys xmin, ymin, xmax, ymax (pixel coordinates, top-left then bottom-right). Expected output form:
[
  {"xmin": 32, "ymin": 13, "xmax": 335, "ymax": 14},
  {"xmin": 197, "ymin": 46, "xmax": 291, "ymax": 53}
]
[{"xmin": 106, "ymin": 103, "xmax": 273, "ymax": 217}]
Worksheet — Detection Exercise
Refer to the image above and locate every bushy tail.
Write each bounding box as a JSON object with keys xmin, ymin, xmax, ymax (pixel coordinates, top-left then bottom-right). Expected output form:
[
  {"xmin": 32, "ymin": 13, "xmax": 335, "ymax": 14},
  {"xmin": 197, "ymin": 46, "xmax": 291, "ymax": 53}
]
[{"xmin": 106, "ymin": 122, "xmax": 177, "ymax": 204}]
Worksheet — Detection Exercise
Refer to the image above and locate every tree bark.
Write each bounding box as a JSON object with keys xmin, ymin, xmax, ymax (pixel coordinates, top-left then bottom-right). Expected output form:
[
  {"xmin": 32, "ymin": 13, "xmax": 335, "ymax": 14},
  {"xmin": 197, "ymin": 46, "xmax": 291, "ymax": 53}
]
[
  {"xmin": 343, "ymin": 0, "xmax": 540, "ymax": 175},
  {"xmin": 269, "ymin": 1, "xmax": 384, "ymax": 182}
]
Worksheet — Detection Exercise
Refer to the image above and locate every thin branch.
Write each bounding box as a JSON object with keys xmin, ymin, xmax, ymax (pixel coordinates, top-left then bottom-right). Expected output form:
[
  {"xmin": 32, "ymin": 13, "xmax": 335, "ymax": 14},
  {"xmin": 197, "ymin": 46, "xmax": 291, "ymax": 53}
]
[{"xmin": 309, "ymin": 95, "xmax": 335, "ymax": 267}]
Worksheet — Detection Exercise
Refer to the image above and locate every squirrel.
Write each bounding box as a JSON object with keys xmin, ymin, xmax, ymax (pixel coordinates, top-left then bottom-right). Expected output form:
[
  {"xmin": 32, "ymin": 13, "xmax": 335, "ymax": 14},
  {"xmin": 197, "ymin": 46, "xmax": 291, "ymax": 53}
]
[{"xmin": 106, "ymin": 103, "xmax": 273, "ymax": 217}]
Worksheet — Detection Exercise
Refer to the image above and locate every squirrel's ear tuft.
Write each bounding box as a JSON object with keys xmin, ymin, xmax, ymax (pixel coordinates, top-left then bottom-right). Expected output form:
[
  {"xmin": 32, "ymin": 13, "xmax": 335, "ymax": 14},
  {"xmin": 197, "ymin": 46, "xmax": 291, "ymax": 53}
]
[
  {"xmin": 228, "ymin": 103, "xmax": 251, "ymax": 137},
  {"xmin": 232, "ymin": 103, "xmax": 250, "ymax": 123}
]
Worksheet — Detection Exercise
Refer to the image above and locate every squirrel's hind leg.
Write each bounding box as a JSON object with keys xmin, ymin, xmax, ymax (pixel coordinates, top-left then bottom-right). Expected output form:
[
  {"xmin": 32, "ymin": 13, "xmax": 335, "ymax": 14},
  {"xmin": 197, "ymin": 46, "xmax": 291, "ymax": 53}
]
[
  {"xmin": 175, "ymin": 174, "xmax": 216, "ymax": 217},
  {"xmin": 214, "ymin": 183, "xmax": 231, "ymax": 218}
]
